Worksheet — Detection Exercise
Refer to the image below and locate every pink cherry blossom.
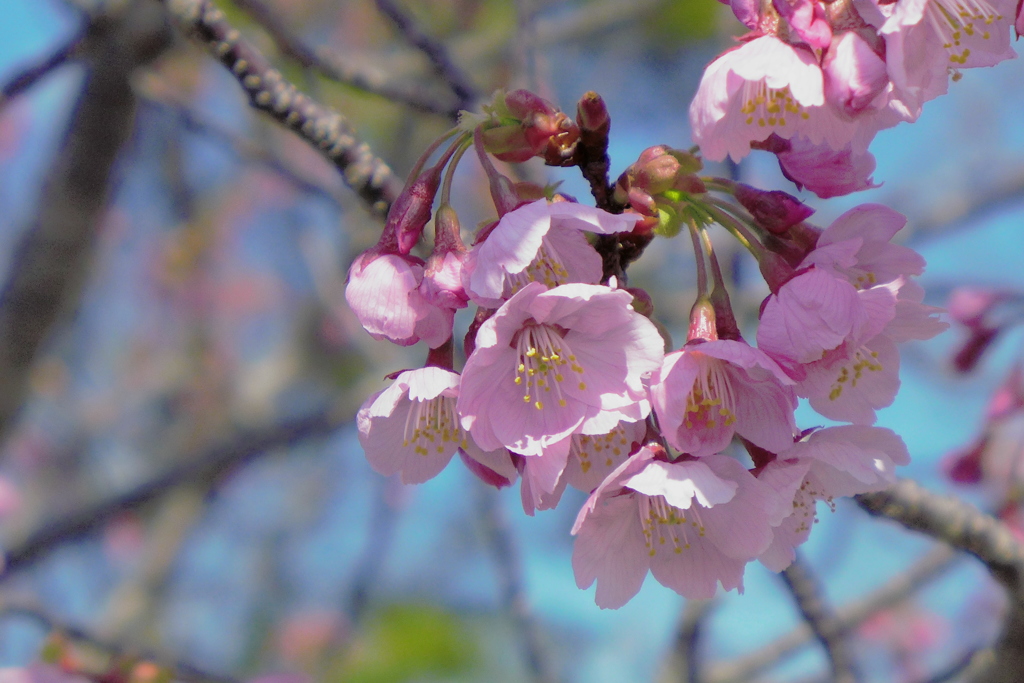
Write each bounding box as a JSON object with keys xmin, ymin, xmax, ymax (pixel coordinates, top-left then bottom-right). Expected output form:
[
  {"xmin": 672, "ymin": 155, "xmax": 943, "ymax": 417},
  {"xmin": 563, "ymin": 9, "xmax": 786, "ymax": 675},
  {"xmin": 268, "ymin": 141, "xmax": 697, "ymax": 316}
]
[
  {"xmin": 520, "ymin": 419, "xmax": 648, "ymax": 515},
  {"xmin": 758, "ymin": 426, "xmax": 909, "ymax": 570},
  {"xmin": 756, "ymin": 266, "xmax": 890, "ymax": 367},
  {"xmin": 881, "ymin": 0, "xmax": 1017, "ymax": 112},
  {"xmin": 823, "ymin": 30, "xmax": 890, "ymax": 117},
  {"xmin": 345, "ymin": 252, "xmax": 452, "ymax": 348},
  {"xmin": 775, "ymin": 136, "xmax": 881, "ymax": 198},
  {"xmin": 358, "ymin": 367, "xmax": 516, "ymax": 485},
  {"xmin": 649, "ymin": 340, "xmax": 798, "ymax": 457},
  {"xmin": 690, "ymin": 35, "xmax": 855, "ymax": 163},
  {"xmin": 1017, "ymin": 0, "xmax": 1024, "ymax": 36},
  {"xmin": 774, "ymin": 0, "xmax": 833, "ymax": 50},
  {"xmin": 565, "ymin": 419, "xmax": 647, "ymax": 493},
  {"xmin": 458, "ymin": 282, "xmax": 663, "ymax": 458},
  {"xmin": 572, "ymin": 447, "xmax": 777, "ymax": 608},
  {"xmin": 802, "ymin": 204, "xmax": 925, "ymax": 288},
  {"xmin": 462, "ymin": 199, "xmax": 640, "ymax": 307}
]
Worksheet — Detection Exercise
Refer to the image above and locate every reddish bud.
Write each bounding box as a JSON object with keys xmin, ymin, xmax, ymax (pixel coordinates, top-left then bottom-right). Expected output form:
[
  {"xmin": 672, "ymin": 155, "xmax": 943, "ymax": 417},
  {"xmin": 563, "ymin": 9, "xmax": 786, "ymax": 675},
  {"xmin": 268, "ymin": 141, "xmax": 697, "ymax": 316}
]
[
  {"xmin": 734, "ymin": 183, "xmax": 814, "ymax": 234},
  {"xmin": 944, "ymin": 436, "xmax": 987, "ymax": 484},
  {"xmin": 505, "ymin": 89, "xmax": 557, "ymax": 119},
  {"xmin": 576, "ymin": 91, "xmax": 610, "ymax": 134},
  {"xmin": 758, "ymin": 250, "xmax": 796, "ymax": 293},
  {"xmin": 381, "ymin": 163, "xmax": 443, "ymax": 254},
  {"xmin": 687, "ymin": 298, "xmax": 718, "ymax": 341}
]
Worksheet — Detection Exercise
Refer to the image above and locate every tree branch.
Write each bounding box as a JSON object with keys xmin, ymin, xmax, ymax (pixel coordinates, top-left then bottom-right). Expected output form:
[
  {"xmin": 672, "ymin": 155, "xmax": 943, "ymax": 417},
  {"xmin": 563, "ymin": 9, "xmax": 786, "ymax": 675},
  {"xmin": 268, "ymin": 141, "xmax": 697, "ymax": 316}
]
[
  {"xmin": 229, "ymin": 0, "xmax": 460, "ymax": 118},
  {"xmin": 373, "ymin": 0, "xmax": 478, "ymax": 111},
  {"xmin": 0, "ymin": 409, "xmax": 343, "ymax": 581},
  {"xmin": 857, "ymin": 479, "xmax": 1024, "ymax": 683},
  {"xmin": 664, "ymin": 599, "xmax": 715, "ymax": 683},
  {"xmin": 708, "ymin": 545, "xmax": 958, "ymax": 683},
  {"xmin": 161, "ymin": 0, "xmax": 403, "ymax": 217},
  {"xmin": 476, "ymin": 485, "xmax": 556, "ymax": 683},
  {"xmin": 0, "ymin": 26, "xmax": 87, "ymax": 111},
  {"xmin": 0, "ymin": 3, "xmax": 171, "ymax": 447},
  {"xmin": 780, "ymin": 553, "xmax": 858, "ymax": 683},
  {"xmin": 0, "ymin": 604, "xmax": 238, "ymax": 683}
]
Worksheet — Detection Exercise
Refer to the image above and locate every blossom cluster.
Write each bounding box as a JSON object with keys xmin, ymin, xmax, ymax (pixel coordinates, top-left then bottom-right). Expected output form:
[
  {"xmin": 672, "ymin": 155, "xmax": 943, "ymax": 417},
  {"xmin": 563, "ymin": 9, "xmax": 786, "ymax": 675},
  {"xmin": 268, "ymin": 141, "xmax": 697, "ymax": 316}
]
[
  {"xmin": 695, "ymin": 0, "xmax": 1018, "ymax": 197},
  {"xmin": 343, "ymin": 81, "xmax": 949, "ymax": 609}
]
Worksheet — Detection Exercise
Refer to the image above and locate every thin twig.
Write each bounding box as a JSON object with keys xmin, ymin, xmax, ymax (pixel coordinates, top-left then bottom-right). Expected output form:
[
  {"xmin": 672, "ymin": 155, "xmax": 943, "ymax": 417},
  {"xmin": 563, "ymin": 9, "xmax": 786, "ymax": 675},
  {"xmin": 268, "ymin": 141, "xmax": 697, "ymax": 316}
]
[
  {"xmin": 161, "ymin": 0, "xmax": 402, "ymax": 217},
  {"xmin": 665, "ymin": 599, "xmax": 715, "ymax": 683},
  {"xmin": 373, "ymin": 0, "xmax": 478, "ymax": 111},
  {"xmin": 0, "ymin": 26, "xmax": 87, "ymax": 111},
  {"xmin": 0, "ymin": 604, "xmax": 238, "ymax": 683},
  {"xmin": 857, "ymin": 479, "xmax": 1024, "ymax": 683},
  {"xmin": 133, "ymin": 72, "xmax": 345, "ymax": 204},
  {"xmin": 230, "ymin": 0, "xmax": 460, "ymax": 117},
  {"xmin": 0, "ymin": 409, "xmax": 344, "ymax": 581},
  {"xmin": 707, "ymin": 545, "xmax": 958, "ymax": 683},
  {"xmin": 476, "ymin": 485, "xmax": 556, "ymax": 683},
  {"xmin": 780, "ymin": 553, "xmax": 858, "ymax": 683}
]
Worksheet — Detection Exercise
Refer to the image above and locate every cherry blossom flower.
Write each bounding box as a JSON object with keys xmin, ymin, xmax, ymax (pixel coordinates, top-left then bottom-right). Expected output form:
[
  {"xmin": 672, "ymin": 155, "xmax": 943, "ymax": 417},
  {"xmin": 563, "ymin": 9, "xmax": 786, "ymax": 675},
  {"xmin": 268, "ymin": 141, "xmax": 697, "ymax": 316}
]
[
  {"xmin": 572, "ymin": 447, "xmax": 777, "ymax": 608},
  {"xmin": 758, "ymin": 426, "xmax": 909, "ymax": 570},
  {"xmin": 802, "ymin": 204, "xmax": 925, "ymax": 288},
  {"xmin": 462, "ymin": 199, "xmax": 640, "ymax": 307},
  {"xmin": 358, "ymin": 367, "xmax": 516, "ymax": 485},
  {"xmin": 345, "ymin": 252, "xmax": 452, "ymax": 348},
  {"xmin": 458, "ymin": 282, "xmax": 662, "ymax": 459},
  {"xmin": 690, "ymin": 35, "xmax": 855, "ymax": 163},
  {"xmin": 880, "ymin": 0, "xmax": 1017, "ymax": 112},
  {"xmin": 774, "ymin": 136, "xmax": 881, "ymax": 198},
  {"xmin": 649, "ymin": 340, "xmax": 798, "ymax": 457}
]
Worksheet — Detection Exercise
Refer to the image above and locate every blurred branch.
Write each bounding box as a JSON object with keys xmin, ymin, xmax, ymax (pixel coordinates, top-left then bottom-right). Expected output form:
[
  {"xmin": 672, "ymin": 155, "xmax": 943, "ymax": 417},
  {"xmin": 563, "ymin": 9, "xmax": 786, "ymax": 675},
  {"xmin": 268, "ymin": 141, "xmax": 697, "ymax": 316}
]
[
  {"xmin": 344, "ymin": 476, "xmax": 401, "ymax": 625},
  {"xmin": 857, "ymin": 479, "xmax": 1024, "ymax": 683},
  {"xmin": 0, "ymin": 26, "xmax": 87, "ymax": 111},
  {"xmin": 0, "ymin": 409, "xmax": 343, "ymax": 581},
  {"xmin": 0, "ymin": 3, "xmax": 170, "ymax": 447},
  {"xmin": 780, "ymin": 553, "xmax": 858, "ymax": 683},
  {"xmin": 0, "ymin": 604, "xmax": 238, "ymax": 683},
  {"xmin": 161, "ymin": 0, "xmax": 403, "ymax": 217},
  {"xmin": 230, "ymin": 0, "xmax": 460, "ymax": 118},
  {"xmin": 373, "ymin": 0, "xmax": 478, "ymax": 111},
  {"xmin": 708, "ymin": 545, "xmax": 958, "ymax": 683},
  {"xmin": 134, "ymin": 72, "xmax": 346, "ymax": 204},
  {"xmin": 662, "ymin": 599, "xmax": 715, "ymax": 683},
  {"xmin": 476, "ymin": 486, "xmax": 556, "ymax": 683}
]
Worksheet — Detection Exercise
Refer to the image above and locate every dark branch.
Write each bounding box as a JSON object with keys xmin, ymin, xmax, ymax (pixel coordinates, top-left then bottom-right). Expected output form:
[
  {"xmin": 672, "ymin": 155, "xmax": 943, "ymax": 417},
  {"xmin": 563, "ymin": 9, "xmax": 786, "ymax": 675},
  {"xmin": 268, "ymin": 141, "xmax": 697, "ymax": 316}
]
[
  {"xmin": 160, "ymin": 0, "xmax": 403, "ymax": 217},
  {"xmin": 1, "ymin": 410, "xmax": 342, "ymax": 580},
  {"xmin": 0, "ymin": 3, "xmax": 170, "ymax": 447},
  {"xmin": 373, "ymin": 0, "xmax": 478, "ymax": 111},
  {"xmin": 1, "ymin": 605, "xmax": 238, "ymax": 683},
  {"xmin": 780, "ymin": 553, "xmax": 859, "ymax": 683},
  {"xmin": 857, "ymin": 479, "xmax": 1024, "ymax": 683},
  {"xmin": 476, "ymin": 485, "xmax": 556, "ymax": 683},
  {"xmin": 708, "ymin": 545, "xmax": 958, "ymax": 683},
  {"xmin": 230, "ymin": 0, "xmax": 460, "ymax": 117},
  {"xmin": 666, "ymin": 599, "xmax": 715, "ymax": 683},
  {"xmin": 0, "ymin": 26, "xmax": 87, "ymax": 110}
]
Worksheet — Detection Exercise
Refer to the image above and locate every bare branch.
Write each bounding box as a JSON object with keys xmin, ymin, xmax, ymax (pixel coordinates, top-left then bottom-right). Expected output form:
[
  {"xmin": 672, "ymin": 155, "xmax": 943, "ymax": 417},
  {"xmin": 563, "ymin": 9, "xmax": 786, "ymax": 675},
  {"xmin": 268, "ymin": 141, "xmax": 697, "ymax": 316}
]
[
  {"xmin": 161, "ymin": 0, "xmax": 403, "ymax": 217},
  {"xmin": 663, "ymin": 599, "xmax": 716, "ymax": 683},
  {"xmin": 780, "ymin": 553, "xmax": 859, "ymax": 683},
  {"xmin": 476, "ymin": 485, "xmax": 556, "ymax": 683},
  {"xmin": 0, "ymin": 26, "xmax": 87, "ymax": 111},
  {"xmin": 134, "ymin": 72, "xmax": 346, "ymax": 204},
  {"xmin": 0, "ymin": 604, "xmax": 238, "ymax": 683},
  {"xmin": 374, "ymin": 0, "xmax": 478, "ymax": 110},
  {"xmin": 857, "ymin": 479, "xmax": 1024, "ymax": 683},
  {"xmin": 708, "ymin": 545, "xmax": 958, "ymax": 683},
  {"xmin": 0, "ymin": 409, "xmax": 343, "ymax": 581},
  {"xmin": 0, "ymin": 3, "xmax": 170, "ymax": 447},
  {"xmin": 230, "ymin": 0, "xmax": 460, "ymax": 117}
]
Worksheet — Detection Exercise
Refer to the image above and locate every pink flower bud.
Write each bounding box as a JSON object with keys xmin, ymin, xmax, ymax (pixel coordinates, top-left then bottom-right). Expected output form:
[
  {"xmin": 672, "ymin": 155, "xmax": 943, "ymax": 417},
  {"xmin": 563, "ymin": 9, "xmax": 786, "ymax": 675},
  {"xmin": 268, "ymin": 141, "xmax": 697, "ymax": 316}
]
[
  {"xmin": 576, "ymin": 91, "xmax": 610, "ymax": 134},
  {"xmin": 734, "ymin": 183, "xmax": 814, "ymax": 235},
  {"xmin": 385, "ymin": 163, "xmax": 443, "ymax": 255}
]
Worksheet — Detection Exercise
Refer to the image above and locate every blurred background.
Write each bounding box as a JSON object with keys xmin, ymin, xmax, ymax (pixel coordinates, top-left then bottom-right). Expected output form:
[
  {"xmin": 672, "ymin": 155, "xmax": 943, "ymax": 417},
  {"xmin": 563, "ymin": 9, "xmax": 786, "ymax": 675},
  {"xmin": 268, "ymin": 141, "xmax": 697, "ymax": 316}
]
[{"xmin": 0, "ymin": 0, "xmax": 1023, "ymax": 681}]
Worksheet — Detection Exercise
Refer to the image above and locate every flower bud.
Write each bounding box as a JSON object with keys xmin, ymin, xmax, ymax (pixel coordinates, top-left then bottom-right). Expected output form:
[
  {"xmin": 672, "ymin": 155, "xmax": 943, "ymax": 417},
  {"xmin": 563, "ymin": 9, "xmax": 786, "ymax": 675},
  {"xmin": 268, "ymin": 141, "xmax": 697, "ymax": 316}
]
[
  {"xmin": 576, "ymin": 91, "xmax": 610, "ymax": 135},
  {"xmin": 734, "ymin": 183, "xmax": 814, "ymax": 235},
  {"xmin": 383, "ymin": 163, "xmax": 443, "ymax": 254}
]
